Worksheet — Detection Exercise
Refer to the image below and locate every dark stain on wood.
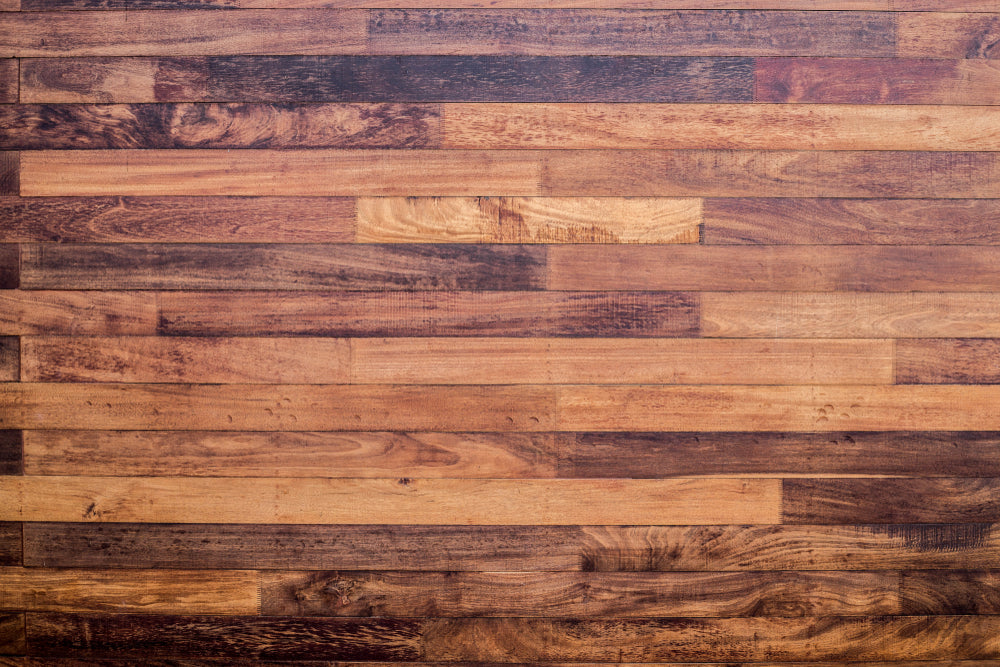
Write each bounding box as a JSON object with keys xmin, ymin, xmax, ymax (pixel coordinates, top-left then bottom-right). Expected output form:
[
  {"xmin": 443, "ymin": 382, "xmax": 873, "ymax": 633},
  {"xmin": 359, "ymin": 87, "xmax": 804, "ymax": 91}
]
[
  {"xmin": 0, "ymin": 430, "xmax": 21, "ymax": 475},
  {"xmin": 0, "ymin": 523, "xmax": 21, "ymax": 566}
]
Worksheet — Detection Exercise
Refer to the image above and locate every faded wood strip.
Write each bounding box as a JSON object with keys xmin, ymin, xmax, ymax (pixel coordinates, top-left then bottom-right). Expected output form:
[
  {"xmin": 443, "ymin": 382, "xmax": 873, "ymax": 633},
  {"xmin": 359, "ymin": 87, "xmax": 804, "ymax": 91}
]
[
  {"xmin": 0, "ymin": 615, "xmax": 23, "ymax": 657},
  {"xmin": 896, "ymin": 339, "xmax": 1000, "ymax": 384},
  {"xmin": 0, "ymin": 245, "xmax": 18, "ymax": 290},
  {"xmin": 783, "ymin": 479, "xmax": 1000, "ymax": 524},
  {"xmin": 701, "ymin": 293, "xmax": 1000, "ymax": 338},
  {"xmin": 0, "ymin": 60, "xmax": 14, "ymax": 103},
  {"xmin": 0, "ymin": 524, "xmax": 18, "ymax": 567},
  {"xmin": 261, "ymin": 570, "xmax": 899, "ymax": 617},
  {"xmin": 21, "ymin": 431, "xmax": 560, "ymax": 478},
  {"xmin": 897, "ymin": 13, "xmax": 1000, "ymax": 59},
  {"xmin": 356, "ymin": 197, "xmax": 702, "ymax": 244},
  {"xmin": 0, "ymin": 196, "xmax": 355, "ymax": 243},
  {"xmin": 157, "ymin": 291, "xmax": 699, "ymax": 337},
  {"xmin": 0, "ymin": 291, "xmax": 157, "ymax": 336},
  {"xmin": 21, "ymin": 56, "xmax": 754, "ymax": 103},
  {"xmin": 0, "ymin": 383, "xmax": 557, "ymax": 431},
  {"xmin": 756, "ymin": 58, "xmax": 1000, "ymax": 105},
  {"xmin": 0, "ymin": 104, "xmax": 441, "ymax": 150},
  {"xmin": 0, "ymin": 567, "xmax": 258, "ymax": 615},
  {"xmin": 442, "ymin": 103, "xmax": 1000, "ymax": 151},
  {"xmin": 350, "ymin": 338, "xmax": 893, "ymax": 385},
  {"xmin": 0, "ymin": 477, "xmax": 780, "ymax": 525},
  {"xmin": 702, "ymin": 198, "xmax": 1000, "ymax": 245},
  {"xmin": 0, "ymin": 432, "xmax": 20, "ymax": 476},
  {"xmin": 18, "ymin": 0, "xmax": 1000, "ymax": 8},
  {"xmin": 0, "ymin": 339, "xmax": 17, "ymax": 383},
  {"xmin": 0, "ymin": 153, "xmax": 16, "ymax": 197},
  {"xmin": 368, "ymin": 10, "xmax": 894, "ymax": 57},
  {"xmin": 900, "ymin": 571, "xmax": 1000, "ymax": 615},
  {"xmin": 548, "ymin": 245, "xmax": 1000, "ymax": 291}
]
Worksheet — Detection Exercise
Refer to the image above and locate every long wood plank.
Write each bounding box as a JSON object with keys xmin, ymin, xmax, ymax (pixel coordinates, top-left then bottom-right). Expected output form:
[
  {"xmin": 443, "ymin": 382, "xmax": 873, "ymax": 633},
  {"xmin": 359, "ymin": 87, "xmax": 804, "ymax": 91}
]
[
  {"xmin": 702, "ymin": 198, "xmax": 1000, "ymax": 245},
  {"xmin": 896, "ymin": 339, "xmax": 1000, "ymax": 384},
  {"xmin": 548, "ymin": 246, "xmax": 1000, "ymax": 291},
  {"xmin": 0, "ymin": 60, "xmax": 14, "ymax": 103},
  {"xmin": 0, "ymin": 196, "xmax": 355, "ymax": 243},
  {"xmin": 260, "ymin": 570, "xmax": 898, "ymax": 617},
  {"xmin": 783, "ymin": 479, "xmax": 1000, "ymax": 524},
  {"xmin": 20, "ymin": 56, "xmax": 753, "ymax": 104},
  {"xmin": 0, "ymin": 524, "xmax": 18, "ymax": 567},
  {"xmin": 157, "ymin": 291, "xmax": 699, "ymax": 337},
  {"xmin": 0, "ymin": 291, "xmax": 157, "ymax": 336},
  {"xmin": 701, "ymin": 292, "xmax": 1000, "ymax": 338},
  {"xmin": 0, "ymin": 477, "xmax": 780, "ymax": 524},
  {"xmin": 0, "ymin": 568, "xmax": 258, "ymax": 615},
  {"xmin": 0, "ymin": 339, "xmax": 17, "ymax": 383},
  {"xmin": 0, "ymin": 432, "xmax": 20, "ymax": 476}
]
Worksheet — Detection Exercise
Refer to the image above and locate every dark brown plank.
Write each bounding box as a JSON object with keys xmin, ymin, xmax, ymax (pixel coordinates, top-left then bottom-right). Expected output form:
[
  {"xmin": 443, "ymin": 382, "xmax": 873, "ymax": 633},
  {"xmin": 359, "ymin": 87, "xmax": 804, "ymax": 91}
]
[
  {"xmin": 896, "ymin": 339, "xmax": 1000, "ymax": 384},
  {"xmin": 756, "ymin": 58, "xmax": 1000, "ymax": 105},
  {"xmin": 0, "ymin": 246, "xmax": 17, "ymax": 290},
  {"xmin": 261, "ymin": 570, "xmax": 898, "ymax": 617},
  {"xmin": 157, "ymin": 291, "xmax": 699, "ymax": 337},
  {"xmin": 19, "ymin": 244, "xmax": 546, "ymax": 291},
  {"xmin": 0, "ymin": 153, "xmax": 16, "ymax": 197},
  {"xmin": 0, "ymin": 291, "xmax": 157, "ymax": 336},
  {"xmin": 26, "ymin": 614, "xmax": 421, "ymax": 660},
  {"xmin": 783, "ymin": 479, "xmax": 1000, "ymax": 524},
  {"xmin": 21, "ymin": 56, "xmax": 754, "ymax": 103},
  {"xmin": 0, "ymin": 196, "xmax": 354, "ymax": 244},
  {"xmin": 0, "ymin": 104, "xmax": 440, "ymax": 150},
  {"xmin": 0, "ymin": 60, "xmax": 15, "ymax": 104},
  {"xmin": 702, "ymin": 198, "xmax": 1000, "ymax": 245},
  {"xmin": 368, "ymin": 10, "xmax": 894, "ymax": 57},
  {"xmin": 0, "ymin": 615, "xmax": 24, "ymax": 657},
  {"xmin": 4, "ymin": 662, "xmax": 1000, "ymax": 667},
  {"xmin": 0, "ymin": 339, "xmax": 17, "ymax": 383},
  {"xmin": 901, "ymin": 571, "xmax": 1000, "ymax": 615},
  {"xmin": 558, "ymin": 432, "xmax": 1000, "ymax": 478},
  {"xmin": 0, "ymin": 524, "xmax": 19, "ymax": 567},
  {"xmin": 0, "ymin": 431, "xmax": 20, "ymax": 476}
]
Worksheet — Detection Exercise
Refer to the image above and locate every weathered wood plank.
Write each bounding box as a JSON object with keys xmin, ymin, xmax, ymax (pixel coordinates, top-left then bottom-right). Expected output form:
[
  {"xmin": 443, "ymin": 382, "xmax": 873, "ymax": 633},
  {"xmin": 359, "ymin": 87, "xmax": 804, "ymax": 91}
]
[
  {"xmin": 0, "ymin": 153, "xmax": 16, "ymax": 197},
  {"xmin": 0, "ymin": 615, "xmax": 24, "ymax": 657},
  {"xmin": 0, "ymin": 477, "xmax": 779, "ymax": 525},
  {"xmin": 356, "ymin": 196, "xmax": 702, "ymax": 244},
  {"xmin": 702, "ymin": 198, "xmax": 1000, "ymax": 245},
  {"xmin": 0, "ymin": 291, "xmax": 157, "ymax": 336},
  {"xmin": 0, "ymin": 524, "xmax": 18, "ymax": 567},
  {"xmin": 0, "ymin": 568, "xmax": 258, "ymax": 615},
  {"xmin": 900, "ymin": 571, "xmax": 1000, "ymax": 615},
  {"xmin": 896, "ymin": 339, "xmax": 1000, "ymax": 384},
  {"xmin": 701, "ymin": 292, "xmax": 1000, "ymax": 338},
  {"xmin": 0, "ymin": 432, "xmax": 20, "ymax": 476},
  {"xmin": 0, "ymin": 60, "xmax": 15, "ymax": 104},
  {"xmin": 20, "ymin": 57, "xmax": 210, "ymax": 104},
  {"xmin": 157, "ymin": 291, "xmax": 699, "ymax": 337},
  {"xmin": 0, "ymin": 246, "xmax": 18, "ymax": 290},
  {"xmin": 0, "ymin": 339, "xmax": 17, "ymax": 383},
  {"xmin": 897, "ymin": 13, "xmax": 1000, "ymax": 59},
  {"xmin": 17, "ymin": 0, "xmax": 1000, "ymax": 9}
]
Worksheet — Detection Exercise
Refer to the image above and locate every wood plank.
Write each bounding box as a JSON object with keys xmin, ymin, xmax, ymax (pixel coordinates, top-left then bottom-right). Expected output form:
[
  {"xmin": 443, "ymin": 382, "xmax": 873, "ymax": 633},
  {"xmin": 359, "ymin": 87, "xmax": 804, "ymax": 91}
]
[
  {"xmin": 556, "ymin": 385, "xmax": 1000, "ymax": 432},
  {"xmin": 0, "ymin": 10, "xmax": 366, "ymax": 57},
  {"xmin": 701, "ymin": 198, "xmax": 1000, "ymax": 245},
  {"xmin": 756, "ymin": 58, "xmax": 1000, "ymax": 105},
  {"xmin": 368, "ymin": 10, "xmax": 894, "ymax": 57},
  {"xmin": 0, "ymin": 477, "xmax": 779, "ymax": 525},
  {"xmin": 0, "ymin": 60, "xmax": 15, "ymax": 104},
  {"xmin": 0, "ymin": 339, "xmax": 17, "ymax": 383},
  {"xmin": 18, "ymin": 150, "xmax": 543, "ymax": 197},
  {"xmin": 898, "ymin": 12, "xmax": 1000, "ymax": 59},
  {"xmin": 442, "ymin": 103, "xmax": 1000, "ymax": 151},
  {"xmin": 701, "ymin": 292, "xmax": 1000, "ymax": 338},
  {"xmin": 896, "ymin": 339, "xmax": 1000, "ymax": 384},
  {"xmin": 557, "ymin": 431, "xmax": 1000, "ymax": 478},
  {"xmin": 0, "ymin": 567, "xmax": 258, "ymax": 615},
  {"xmin": 260, "ymin": 570, "xmax": 898, "ymax": 617},
  {"xmin": 0, "ymin": 383, "xmax": 557, "ymax": 431},
  {"xmin": 21, "ymin": 431, "xmax": 560, "ymax": 478},
  {"xmin": 0, "ymin": 291, "xmax": 157, "ymax": 336},
  {"xmin": 783, "ymin": 479, "xmax": 1000, "ymax": 524},
  {"xmin": 900, "ymin": 571, "xmax": 1000, "ymax": 615},
  {"xmin": 21, "ymin": 56, "xmax": 754, "ymax": 103},
  {"xmin": 0, "ymin": 432, "xmax": 20, "ymax": 476},
  {"xmin": 19, "ymin": 243, "xmax": 546, "ymax": 290},
  {"xmin": 355, "ymin": 196, "xmax": 702, "ymax": 244},
  {"xmin": 0, "ymin": 104, "xmax": 441, "ymax": 150},
  {"xmin": 157, "ymin": 291, "xmax": 699, "ymax": 337},
  {"xmin": 0, "ymin": 153, "xmax": 16, "ymax": 196},
  {"xmin": 0, "ymin": 615, "xmax": 24, "ymax": 657},
  {"xmin": 10, "ymin": 0, "xmax": 922, "ymax": 9},
  {"xmin": 350, "ymin": 338, "xmax": 893, "ymax": 385},
  {"xmin": 548, "ymin": 245, "xmax": 1000, "ymax": 291},
  {"xmin": 0, "ymin": 196, "xmax": 355, "ymax": 243},
  {"xmin": 26, "ymin": 613, "xmax": 422, "ymax": 660},
  {"xmin": 0, "ymin": 245, "xmax": 17, "ymax": 290},
  {"xmin": 0, "ymin": 524, "xmax": 18, "ymax": 567}
]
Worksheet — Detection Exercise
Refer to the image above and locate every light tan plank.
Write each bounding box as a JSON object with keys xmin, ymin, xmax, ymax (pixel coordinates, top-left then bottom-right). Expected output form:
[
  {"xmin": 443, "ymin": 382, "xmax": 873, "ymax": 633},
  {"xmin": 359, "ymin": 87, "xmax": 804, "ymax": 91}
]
[
  {"xmin": 0, "ymin": 291, "xmax": 157, "ymax": 336},
  {"xmin": 897, "ymin": 12, "xmax": 1000, "ymax": 59}
]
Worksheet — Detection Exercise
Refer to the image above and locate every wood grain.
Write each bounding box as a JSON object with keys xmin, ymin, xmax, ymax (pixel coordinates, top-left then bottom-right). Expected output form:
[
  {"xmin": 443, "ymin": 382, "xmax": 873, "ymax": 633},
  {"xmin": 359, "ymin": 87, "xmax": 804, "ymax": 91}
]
[
  {"xmin": 0, "ymin": 245, "xmax": 18, "ymax": 290},
  {"xmin": 20, "ymin": 57, "xmax": 210, "ymax": 104},
  {"xmin": 0, "ymin": 339, "xmax": 17, "ymax": 383},
  {"xmin": 356, "ymin": 196, "xmax": 701, "ymax": 244},
  {"xmin": 0, "ymin": 525, "xmax": 19, "ymax": 567},
  {"xmin": 0, "ymin": 153, "xmax": 16, "ymax": 196},
  {"xmin": 901, "ymin": 571, "xmax": 1000, "ymax": 615},
  {"xmin": 897, "ymin": 339, "xmax": 1000, "ymax": 384},
  {"xmin": 702, "ymin": 198, "xmax": 1000, "ymax": 245},
  {"xmin": 0, "ymin": 291, "xmax": 157, "ymax": 336},
  {"xmin": 0, "ymin": 60, "xmax": 15, "ymax": 103},
  {"xmin": 898, "ymin": 13, "xmax": 1000, "ymax": 59},
  {"xmin": 0, "ymin": 431, "xmax": 20, "ymax": 476},
  {"xmin": 0, "ymin": 476, "xmax": 780, "ymax": 525},
  {"xmin": 16, "ymin": 0, "xmax": 994, "ymax": 9},
  {"xmin": 0, "ymin": 615, "xmax": 24, "ymax": 657},
  {"xmin": 0, "ymin": 568, "xmax": 258, "ymax": 615}
]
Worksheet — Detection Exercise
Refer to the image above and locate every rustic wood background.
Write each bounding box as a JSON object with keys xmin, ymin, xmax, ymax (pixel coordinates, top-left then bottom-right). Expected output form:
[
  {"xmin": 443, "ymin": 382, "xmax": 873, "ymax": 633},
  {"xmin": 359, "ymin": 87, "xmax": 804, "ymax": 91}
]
[{"xmin": 2, "ymin": 0, "xmax": 1000, "ymax": 662}]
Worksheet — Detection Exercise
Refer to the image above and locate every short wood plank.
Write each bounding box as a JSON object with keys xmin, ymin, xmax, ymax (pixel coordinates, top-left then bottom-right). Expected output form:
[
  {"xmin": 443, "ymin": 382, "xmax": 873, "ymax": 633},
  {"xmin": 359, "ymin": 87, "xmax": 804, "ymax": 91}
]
[
  {"xmin": 0, "ymin": 524, "xmax": 19, "ymax": 567},
  {"xmin": 261, "ymin": 570, "xmax": 898, "ymax": 617},
  {"xmin": 0, "ymin": 568, "xmax": 258, "ymax": 615},
  {"xmin": 901, "ymin": 571, "xmax": 1000, "ymax": 615},
  {"xmin": 0, "ymin": 432, "xmax": 20, "ymax": 476},
  {"xmin": 157, "ymin": 291, "xmax": 699, "ymax": 337},
  {"xmin": 548, "ymin": 245, "xmax": 1000, "ymax": 291},
  {"xmin": 368, "ymin": 10, "xmax": 894, "ymax": 57},
  {"xmin": 21, "ymin": 431, "xmax": 560, "ymax": 478},
  {"xmin": 0, "ymin": 60, "xmax": 15, "ymax": 103},
  {"xmin": 896, "ymin": 339, "xmax": 1000, "ymax": 384},
  {"xmin": 702, "ymin": 198, "xmax": 1000, "ymax": 245},
  {"xmin": 897, "ymin": 13, "xmax": 1000, "ymax": 59},
  {"xmin": 756, "ymin": 58, "xmax": 1000, "ymax": 105},
  {"xmin": 0, "ymin": 153, "xmax": 16, "ymax": 196},
  {"xmin": 0, "ymin": 196, "xmax": 355, "ymax": 243},
  {"xmin": 442, "ymin": 103, "xmax": 1000, "ymax": 151},
  {"xmin": 0, "ymin": 477, "xmax": 780, "ymax": 524},
  {"xmin": 0, "ymin": 104, "xmax": 441, "ymax": 150},
  {"xmin": 350, "ymin": 338, "xmax": 893, "ymax": 385},
  {"xmin": 701, "ymin": 293, "xmax": 1000, "ymax": 338},
  {"xmin": 0, "ymin": 615, "xmax": 24, "ymax": 657},
  {"xmin": 783, "ymin": 479, "xmax": 1000, "ymax": 524},
  {"xmin": 20, "ymin": 57, "xmax": 210, "ymax": 104},
  {"xmin": 0, "ymin": 245, "xmax": 18, "ymax": 290},
  {"xmin": 0, "ymin": 291, "xmax": 157, "ymax": 336},
  {"xmin": 355, "ymin": 196, "xmax": 702, "ymax": 244},
  {"xmin": 19, "ymin": 243, "xmax": 546, "ymax": 290},
  {"xmin": 0, "ymin": 339, "xmax": 17, "ymax": 383}
]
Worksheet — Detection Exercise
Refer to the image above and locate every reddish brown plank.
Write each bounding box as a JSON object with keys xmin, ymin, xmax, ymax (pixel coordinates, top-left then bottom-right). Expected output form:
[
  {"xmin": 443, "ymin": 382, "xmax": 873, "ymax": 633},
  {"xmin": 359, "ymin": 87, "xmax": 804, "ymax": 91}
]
[
  {"xmin": 0, "ymin": 339, "xmax": 16, "ymax": 384},
  {"xmin": 897, "ymin": 339, "xmax": 1000, "ymax": 384},
  {"xmin": 0, "ymin": 60, "xmax": 15, "ymax": 103},
  {"xmin": 0, "ymin": 245, "xmax": 17, "ymax": 290},
  {"xmin": 0, "ymin": 153, "xmax": 16, "ymax": 196},
  {"xmin": 0, "ymin": 291, "xmax": 157, "ymax": 336},
  {"xmin": 898, "ymin": 13, "xmax": 1000, "ymax": 59},
  {"xmin": 20, "ymin": 57, "xmax": 210, "ymax": 104}
]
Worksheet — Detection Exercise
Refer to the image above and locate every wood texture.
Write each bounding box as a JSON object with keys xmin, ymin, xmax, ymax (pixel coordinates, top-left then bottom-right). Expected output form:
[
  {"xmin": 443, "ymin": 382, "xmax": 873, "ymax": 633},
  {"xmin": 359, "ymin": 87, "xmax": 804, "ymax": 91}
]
[
  {"xmin": 0, "ymin": 60, "xmax": 15, "ymax": 104},
  {"xmin": 0, "ymin": 291, "xmax": 157, "ymax": 336},
  {"xmin": 897, "ymin": 13, "xmax": 1000, "ymax": 59},
  {"xmin": 896, "ymin": 339, "xmax": 1000, "ymax": 384},
  {"xmin": 0, "ymin": 339, "xmax": 17, "ymax": 383},
  {"xmin": 0, "ymin": 153, "xmax": 16, "ymax": 196},
  {"xmin": 0, "ymin": 524, "xmax": 19, "ymax": 567},
  {"xmin": 0, "ymin": 616, "xmax": 24, "ymax": 657},
  {"xmin": 0, "ymin": 431, "xmax": 21, "ymax": 476}
]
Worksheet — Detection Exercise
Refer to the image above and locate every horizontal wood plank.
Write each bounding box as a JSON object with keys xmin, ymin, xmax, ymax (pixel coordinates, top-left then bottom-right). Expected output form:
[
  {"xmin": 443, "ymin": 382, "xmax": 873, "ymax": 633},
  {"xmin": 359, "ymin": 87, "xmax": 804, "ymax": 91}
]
[
  {"xmin": 896, "ymin": 339, "xmax": 1000, "ymax": 384},
  {"xmin": 0, "ymin": 339, "xmax": 17, "ymax": 383},
  {"xmin": 0, "ymin": 431, "xmax": 20, "ymax": 476},
  {"xmin": 900, "ymin": 571, "xmax": 1000, "ymax": 615},
  {"xmin": 0, "ymin": 291, "xmax": 157, "ymax": 336},
  {"xmin": 897, "ymin": 13, "xmax": 1000, "ymax": 59},
  {"xmin": 0, "ymin": 524, "xmax": 18, "ymax": 567}
]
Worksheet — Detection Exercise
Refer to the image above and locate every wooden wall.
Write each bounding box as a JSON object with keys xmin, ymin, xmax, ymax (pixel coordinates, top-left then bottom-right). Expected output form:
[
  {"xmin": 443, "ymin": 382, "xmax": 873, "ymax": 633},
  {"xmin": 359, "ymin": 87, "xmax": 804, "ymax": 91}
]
[{"xmin": 2, "ymin": 0, "xmax": 1000, "ymax": 663}]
